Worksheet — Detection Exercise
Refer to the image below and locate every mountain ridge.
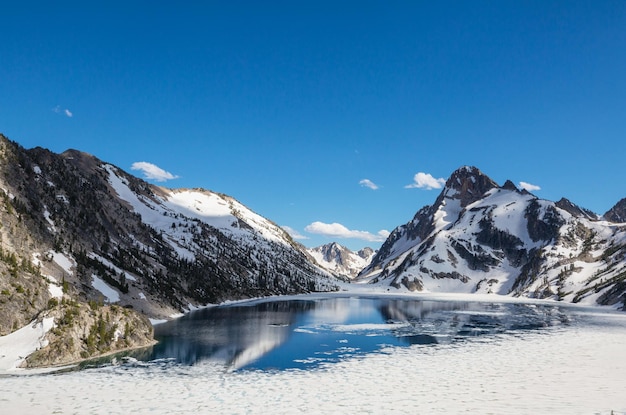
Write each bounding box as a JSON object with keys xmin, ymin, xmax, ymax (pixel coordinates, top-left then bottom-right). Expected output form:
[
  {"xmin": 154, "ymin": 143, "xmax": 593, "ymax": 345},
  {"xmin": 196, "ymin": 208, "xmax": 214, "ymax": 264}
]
[{"xmin": 0, "ymin": 134, "xmax": 339, "ymax": 367}]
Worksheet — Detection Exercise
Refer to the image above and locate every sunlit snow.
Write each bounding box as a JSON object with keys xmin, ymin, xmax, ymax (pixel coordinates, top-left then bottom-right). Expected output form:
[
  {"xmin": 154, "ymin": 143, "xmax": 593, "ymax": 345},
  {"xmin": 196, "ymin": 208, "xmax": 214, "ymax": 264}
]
[
  {"xmin": 0, "ymin": 318, "xmax": 55, "ymax": 371},
  {"xmin": 51, "ymin": 252, "xmax": 74, "ymax": 276},
  {"xmin": 42, "ymin": 206, "xmax": 56, "ymax": 233},
  {"xmin": 103, "ymin": 164, "xmax": 294, "ymax": 263},
  {"xmin": 47, "ymin": 277, "xmax": 63, "ymax": 299},
  {"xmin": 91, "ymin": 275, "xmax": 120, "ymax": 303},
  {"xmin": 88, "ymin": 252, "xmax": 137, "ymax": 281}
]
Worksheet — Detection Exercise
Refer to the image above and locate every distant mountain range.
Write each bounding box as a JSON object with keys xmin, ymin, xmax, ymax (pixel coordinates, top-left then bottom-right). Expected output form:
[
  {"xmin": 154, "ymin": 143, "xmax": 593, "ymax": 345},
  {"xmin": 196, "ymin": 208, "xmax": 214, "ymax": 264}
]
[
  {"xmin": 357, "ymin": 166, "xmax": 626, "ymax": 309},
  {"xmin": 307, "ymin": 242, "xmax": 376, "ymax": 279},
  {"xmin": 2, "ymin": 134, "xmax": 626, "ymax": 366}
]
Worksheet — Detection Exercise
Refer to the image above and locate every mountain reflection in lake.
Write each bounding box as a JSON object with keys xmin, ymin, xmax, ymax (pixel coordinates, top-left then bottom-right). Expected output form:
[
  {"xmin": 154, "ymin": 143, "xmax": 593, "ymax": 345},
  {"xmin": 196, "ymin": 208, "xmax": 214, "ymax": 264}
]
[{"xmin": 143, "ymin": 296, "xmax": 570, "ymax": 371}]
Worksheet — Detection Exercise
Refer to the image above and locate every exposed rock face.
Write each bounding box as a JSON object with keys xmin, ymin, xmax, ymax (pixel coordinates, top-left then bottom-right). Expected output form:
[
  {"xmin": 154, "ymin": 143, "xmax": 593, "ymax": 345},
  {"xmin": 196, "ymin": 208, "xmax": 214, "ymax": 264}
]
[
  {"xmin": 525, "ymin": 199, "xmax": 564, "ymax": 242},
  {"xmin": 357, "ymin": 166, "xmax": 626, "ymax": 310},
  {"xmin": 556, "ymin": 198, "xmax": 599, "ymax": 220},
  {"xmin": 443, "ymin": 165, "xmax": 499, "ymax": 208},
  {"xmin": 357, "ymin": 247, "xmax": 375, "ymax": 260},
  {"xmin": 604, "ymin": 198, "xmax": 626, "ymax": 223},
  {"xmin": 25, "ymin": 302, "xmax": 154, "ymax": 368}
]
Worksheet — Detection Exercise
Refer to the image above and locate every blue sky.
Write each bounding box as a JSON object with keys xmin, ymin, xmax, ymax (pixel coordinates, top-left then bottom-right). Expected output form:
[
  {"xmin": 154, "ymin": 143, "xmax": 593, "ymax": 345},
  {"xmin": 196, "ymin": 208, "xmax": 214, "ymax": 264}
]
[{"xmin": 2, "ymin": 1, "xmax": 626, "ymax": 250}]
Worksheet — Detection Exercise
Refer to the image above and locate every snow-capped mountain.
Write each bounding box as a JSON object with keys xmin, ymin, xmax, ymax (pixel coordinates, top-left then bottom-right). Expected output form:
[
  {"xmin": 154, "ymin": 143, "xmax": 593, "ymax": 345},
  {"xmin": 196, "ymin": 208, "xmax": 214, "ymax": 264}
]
[
  {"xmin": 0, "ymin": 134, "xmax": 342, "ymax": 367},
  {"xmin": 357, "ymin": 166, "xmax": 626, "ymax": 309},
  {"xmin": 0, "ymin": 134, "xmax": 338, "ymax": 339},
  {"xmin": 307, "ymin": 243, "xmax": 376, "ymax": 279}
]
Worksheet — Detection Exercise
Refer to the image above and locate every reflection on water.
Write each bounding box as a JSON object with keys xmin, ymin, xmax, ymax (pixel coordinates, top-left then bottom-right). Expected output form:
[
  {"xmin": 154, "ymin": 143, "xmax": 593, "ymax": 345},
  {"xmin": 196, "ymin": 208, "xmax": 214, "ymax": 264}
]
[{"xmin": 133, "ymin": 297, "xmax": 573, "ymax": 372}]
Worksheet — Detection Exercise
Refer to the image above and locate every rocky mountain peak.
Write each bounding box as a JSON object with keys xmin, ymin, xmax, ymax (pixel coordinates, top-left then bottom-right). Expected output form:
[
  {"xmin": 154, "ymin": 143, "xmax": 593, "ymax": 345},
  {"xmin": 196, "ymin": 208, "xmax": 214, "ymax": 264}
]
[
  {"xmin": 443, "ymin": 166, "xmax": 499, "ymax": 207},
  {"xmin": 501, "ymin": 180, "xmax": 519, "ymax": 192},
  {"xmin": 314, "ymin": 242, "xmax": 351, "ymax": 264},
  {"xmin": 356, "ymin": 164, "xmax": 626, "ymax": 310},
  {"xmin": 556, "ymin": 198, "xmax": 599, "ymax": 220},
  {"xmin": 362, "ymin": 167, "xmax": 500, "ymax": 277},
  {"xmin": 604, "ymin": 198, "xmax": 626, "ymax": 223}
]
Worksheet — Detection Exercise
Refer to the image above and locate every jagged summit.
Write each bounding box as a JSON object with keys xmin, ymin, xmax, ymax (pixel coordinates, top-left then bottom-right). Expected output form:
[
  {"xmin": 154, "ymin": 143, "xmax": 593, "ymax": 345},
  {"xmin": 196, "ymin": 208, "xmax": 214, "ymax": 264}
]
[
  {"xmin": 443, "ymin": 166, "xmax": 499, "ymax": 207},
  {"xmin": 363, "ymin": 166, "xmax": 501, "ymax": 277},
  {"xmin": 605, "ymin": 198, "xmax": 626, "ymax": 223},
  {"xmin": 556, "ymin": 198, "xmax": 599, "ymax": 220},
  {"xmin": 357, "ymin": 246, "xmax": 375, "ymax": 260},
  {"xmin": 501, "ymin": 180, "xmax": 519, "ymax": 192}
]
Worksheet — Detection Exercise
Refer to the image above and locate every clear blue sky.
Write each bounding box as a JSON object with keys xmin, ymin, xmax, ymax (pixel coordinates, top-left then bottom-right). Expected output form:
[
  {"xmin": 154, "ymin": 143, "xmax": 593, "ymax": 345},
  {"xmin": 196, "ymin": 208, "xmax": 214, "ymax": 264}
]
[{"xmin": 2, "ymin": 1, "xmax": 626, "ymax": 250}]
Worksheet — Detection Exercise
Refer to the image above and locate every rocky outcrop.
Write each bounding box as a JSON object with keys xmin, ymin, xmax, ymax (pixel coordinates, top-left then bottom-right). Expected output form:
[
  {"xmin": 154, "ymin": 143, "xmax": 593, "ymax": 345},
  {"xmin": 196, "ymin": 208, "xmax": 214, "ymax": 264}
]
[
  {"xmin": 443, "ymin": 166, "xmax": 499, "ymax": 208},
  {"xmin": 25, "ymin": 301, "xmax": 154, "ymax": 368},
  {"xmin": 525, "ymin": 200, "xmax": 564, "ymax": 242}
]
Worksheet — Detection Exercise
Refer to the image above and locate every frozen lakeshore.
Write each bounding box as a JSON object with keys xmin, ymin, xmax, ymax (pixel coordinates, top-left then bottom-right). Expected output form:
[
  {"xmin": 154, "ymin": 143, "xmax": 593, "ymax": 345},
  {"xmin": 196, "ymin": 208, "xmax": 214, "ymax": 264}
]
[{"xmin": 1, "ymin": 291, "xmax": 626, "ymax": 414}]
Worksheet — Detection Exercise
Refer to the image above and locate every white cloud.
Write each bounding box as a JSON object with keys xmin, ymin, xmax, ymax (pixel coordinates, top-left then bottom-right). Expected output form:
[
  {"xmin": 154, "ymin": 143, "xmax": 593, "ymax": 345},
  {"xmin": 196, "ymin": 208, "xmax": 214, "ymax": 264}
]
[
  {"xmin": 519, "ymin": 181, "xmax": 541, "ymax": 192},
  {"xmin": 359, "ymin": 179, "xmax": 379, "ymax": 190},
  {"xmin": 53, "ymin": 106, "xmax": 73, "ymax": 117},
  {"xmin": 131, "ymin": 162, "xmax": 180, "ymax": 182},
  {"xmin": 304, "ymin": 221, "xmax": 389, "ymax": 242},
  {"xmin": 405, "ymin": 172, "xmax": 446, "ymax": 190},
  {"xmin": 281, "ymin": 226, "xmax": 309, "ymax": 240},
  {"xmin": 377, "ymin": 229, "xmax": 391, "ymax": 239}
]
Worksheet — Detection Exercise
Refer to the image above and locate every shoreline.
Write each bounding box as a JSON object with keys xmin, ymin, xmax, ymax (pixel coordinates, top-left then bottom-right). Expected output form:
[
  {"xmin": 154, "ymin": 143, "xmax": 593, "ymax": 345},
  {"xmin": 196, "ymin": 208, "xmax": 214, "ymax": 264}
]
[
  {"xmin": 2, "ymin": 339, "xmax": 159, "ymax": 377},
  {"xmin": 2, "ymin": 293, "xmax": 626, "ymax": 414},
  {"xmin": 2, "ymin": 285, "xmax": 624, "ymax": 376},
  {"xmin": 215, "ymin": 285, "xmax": 625, "ymax": 314}
]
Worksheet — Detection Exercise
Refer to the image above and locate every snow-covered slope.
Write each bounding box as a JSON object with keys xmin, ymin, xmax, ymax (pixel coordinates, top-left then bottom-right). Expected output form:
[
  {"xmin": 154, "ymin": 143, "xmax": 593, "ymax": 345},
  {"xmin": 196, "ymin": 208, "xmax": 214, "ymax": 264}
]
[
  {"xmin": 94, "ymin": 163, "xmax": 339, "ymax": 307},
  {"xmin": 104, "ymin": 164, "xmax": 298, "ymax": 261},
  {"xmin": 357, "ymin": 166, "xmax": 626, "ymax": 309},
  {"xmin": 307, "ymin": 243, "xmax": 376, "ymax": 279}
]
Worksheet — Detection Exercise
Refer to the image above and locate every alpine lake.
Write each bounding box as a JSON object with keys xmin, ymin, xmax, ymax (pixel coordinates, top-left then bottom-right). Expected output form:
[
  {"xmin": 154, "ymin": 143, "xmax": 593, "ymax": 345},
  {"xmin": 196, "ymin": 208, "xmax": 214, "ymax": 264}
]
[{"xmin": 87, "ymin": 294, "xmax": 617, "ymax": 373}]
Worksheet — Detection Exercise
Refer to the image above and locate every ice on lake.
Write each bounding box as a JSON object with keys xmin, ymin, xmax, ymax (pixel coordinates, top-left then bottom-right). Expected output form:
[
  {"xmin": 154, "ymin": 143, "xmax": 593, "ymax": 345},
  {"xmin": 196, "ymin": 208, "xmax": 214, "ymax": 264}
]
[{"xmin": 2, "ymin": 294, "xmax": 626, "ymax": 414}]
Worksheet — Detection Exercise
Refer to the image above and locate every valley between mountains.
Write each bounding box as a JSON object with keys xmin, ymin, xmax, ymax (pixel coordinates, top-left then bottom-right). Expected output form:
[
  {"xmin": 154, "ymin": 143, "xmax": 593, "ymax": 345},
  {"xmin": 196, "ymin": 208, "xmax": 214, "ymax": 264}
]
[{"xmin": 1, "ymin": 134, "xmax": 625, "ymax": 369}]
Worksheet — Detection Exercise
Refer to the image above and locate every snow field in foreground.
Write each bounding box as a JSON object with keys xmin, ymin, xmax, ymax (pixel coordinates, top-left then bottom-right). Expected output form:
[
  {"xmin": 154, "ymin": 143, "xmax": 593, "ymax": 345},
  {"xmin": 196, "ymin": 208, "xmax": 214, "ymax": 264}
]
[
  {"xmin": 0, "ymin": 318, "xmax": 55, "ymax": 371},
  {"xmin": 1, "ymin": 318, "xmax": 625, "ymax": 415}
]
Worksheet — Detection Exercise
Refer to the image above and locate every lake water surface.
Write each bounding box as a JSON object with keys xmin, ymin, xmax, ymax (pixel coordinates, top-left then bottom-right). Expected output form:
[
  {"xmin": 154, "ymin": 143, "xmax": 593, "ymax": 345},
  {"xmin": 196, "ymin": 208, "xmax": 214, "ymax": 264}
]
[
  {"xmin": 143, "ymin": 296, "xmax": 574, "ymax": 372},
  {"xmin": 5, "ymin": 294, "xmax": 626, "ymax": 414}
]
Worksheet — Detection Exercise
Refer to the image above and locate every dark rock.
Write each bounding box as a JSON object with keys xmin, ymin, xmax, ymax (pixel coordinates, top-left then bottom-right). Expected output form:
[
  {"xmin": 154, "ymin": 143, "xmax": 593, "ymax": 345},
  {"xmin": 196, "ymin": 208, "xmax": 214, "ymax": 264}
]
[
  {"xmin": 556, "ymin": 198, "xmax": 598, "ymax": 220},
  {"xmin": 501, "ymin": 180, "xmax": 519, "ymax": 191},
  {"xmin": 605, "ymin": 198, "xmax": 626, "ymax": 223}
]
